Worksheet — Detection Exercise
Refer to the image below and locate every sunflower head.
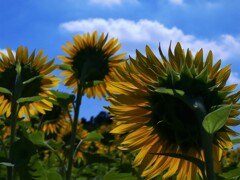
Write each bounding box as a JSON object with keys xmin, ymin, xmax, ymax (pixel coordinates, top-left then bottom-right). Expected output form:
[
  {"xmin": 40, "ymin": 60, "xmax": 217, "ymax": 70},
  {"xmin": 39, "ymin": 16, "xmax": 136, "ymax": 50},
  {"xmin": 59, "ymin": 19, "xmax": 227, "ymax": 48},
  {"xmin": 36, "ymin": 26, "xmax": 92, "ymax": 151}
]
[
  {"xmin": 58, "ymin": 31, "xmax": 127, "ymax": 99},
  {"xmin": 58, "ymin": 121, "xmax": 90, "ymax": 164},
  {"xmin": 106, "ymin": 42, "xmax": 240, "ymax": 179},
  {"xmin": 0, "ymin": 47, "xmax": 60, "ymax": 119}
]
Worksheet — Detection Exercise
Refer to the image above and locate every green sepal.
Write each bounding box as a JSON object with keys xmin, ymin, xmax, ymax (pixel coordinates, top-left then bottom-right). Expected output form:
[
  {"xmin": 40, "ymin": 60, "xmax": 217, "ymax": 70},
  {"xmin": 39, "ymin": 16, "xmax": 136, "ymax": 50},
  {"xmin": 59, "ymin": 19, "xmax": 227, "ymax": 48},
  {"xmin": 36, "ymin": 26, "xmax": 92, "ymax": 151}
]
[
  {"xmin": 59, "ymin": 64, "xmax": 74, "ymax": 72},
  {"xmin": 15, "ymin": 61, "xmax": 22, "ymax": 76},
  {"xmin": 155, "ymin": 88, "xmax": 185, "ymax": 97},
  {"xmin": 168, "ymin": 68, "xmax": 180, "ymax": 85},
  {"xmin": 217, "ymin": 91, "xmax": 232, "ymax": 99},
  {"xmin": 202, "ymin": 105, "xmax": 232, "ymax": 134},
  {"xmin": 195, "ymin": 65, "xmax": 208, "ymax": 83},
  {"xmin": 181, "ymin": 64, "xmax": 193, "ymax": 79},
  {"xmin": 84, "ymin": 80, "xmax": 104, "ymax": 89},
  {"xmin": 0, "ymin": 87, "xmax": 12, "ymax": 96},
  {"xmin": 17, "ymin": 96, "xmax": 47, "ymax": 104},
  {"xmin": 23, "ymin": 75, "xmax": 43, "ymax": 84},
  {"xmin": 174, "ymin": 42, "xmax": 184, "ymax": 71}
]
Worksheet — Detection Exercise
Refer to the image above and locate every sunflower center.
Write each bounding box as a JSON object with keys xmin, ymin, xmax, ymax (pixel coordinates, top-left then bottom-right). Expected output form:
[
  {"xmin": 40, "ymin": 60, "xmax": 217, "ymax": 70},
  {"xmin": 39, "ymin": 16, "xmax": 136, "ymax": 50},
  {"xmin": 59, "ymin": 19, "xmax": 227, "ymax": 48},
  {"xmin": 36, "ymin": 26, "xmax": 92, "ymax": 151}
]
[
  {"xmin": 149, "ymin": 74, "xmax": 224, "ymax": 151},
  {"xmin": 150, "ymin": 93, "xmax": 202, "ymax": 150},
  {"xmin": 72, "ymin": 47, "xmax": 109, "ymax": 82},
  {"xmin": 0, "ymin": 63, "xmax": 42, "ymax": 99}
]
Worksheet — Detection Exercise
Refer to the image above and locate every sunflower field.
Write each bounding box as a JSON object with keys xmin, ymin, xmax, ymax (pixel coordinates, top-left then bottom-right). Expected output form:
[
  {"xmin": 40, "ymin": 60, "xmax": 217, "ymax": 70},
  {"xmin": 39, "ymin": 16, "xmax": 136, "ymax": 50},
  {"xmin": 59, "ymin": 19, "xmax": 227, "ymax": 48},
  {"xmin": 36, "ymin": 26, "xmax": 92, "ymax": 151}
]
[{"xmin": 0, "ymin": 31, "xmax": 240, "ymax": 180}]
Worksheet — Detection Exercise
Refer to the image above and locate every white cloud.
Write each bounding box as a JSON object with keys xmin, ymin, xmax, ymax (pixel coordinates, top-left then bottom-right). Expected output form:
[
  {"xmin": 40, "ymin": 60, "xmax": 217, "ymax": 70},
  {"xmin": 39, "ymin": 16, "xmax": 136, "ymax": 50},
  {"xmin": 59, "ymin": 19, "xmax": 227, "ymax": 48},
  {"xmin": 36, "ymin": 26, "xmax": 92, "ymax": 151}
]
[
  {"xmin": 0, "ymin": 49, "xmax": 8, "ymax": 55},
  {"xmin": 169, "ymin": 0, "xmax": 183, "ymax": 5},
  {"xmin": 88, "ymin": 0, "xmax": 138, "ymax": 7},
  {"xmin": 0, "ymin": 49, "xmax": 16, "ymax": 57},
  {"xmin": 60, "ymin": 18, "xmax": 240, "ymax": 61},
  {"xmin": 228, "ymin": 72, "xmax": 240, "ymax": 86}
]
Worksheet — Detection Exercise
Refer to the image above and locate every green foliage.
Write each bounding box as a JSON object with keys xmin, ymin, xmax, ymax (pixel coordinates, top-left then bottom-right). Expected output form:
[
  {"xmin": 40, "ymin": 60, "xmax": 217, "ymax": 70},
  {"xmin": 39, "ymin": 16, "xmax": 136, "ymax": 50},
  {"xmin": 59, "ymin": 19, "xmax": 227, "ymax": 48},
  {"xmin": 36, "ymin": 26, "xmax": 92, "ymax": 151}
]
[
  {"xmin": 59, "ymin": 64, "xmax": 74, "ymax": 72},
  {"xmin": 219, "ymin": 167, "xmax": 240, "ymax": 179},
  {"xmin": 84, "ymin": 80, "xmax": 104, "ymax": 89},
  {"xmin": 232, "ymin": 138, "xmax": 240, "ymax": 145},
  {"xmin": 0, "ymin": 87, "xmax": 12, "ymax": 95},
  {"xmin": 202, "ymin": 105, "xmax": 232, "ymax": 134},
  {"xmin": 17, "ymin": 96, "xmax": 47, "ymax": 104},
  {"xmin": 83, "ymin": 131, "xmax": 104, "ymax": 142},
  {"xmin": 104, "ymin": 169, "xmax": 137, "ymax": 180},
  {"xmin": 50, "ymin": 90, "xmax": 75, "ymax": 107},
  {"xmin": 23, "ymin": 75, "xmax": 43, "ymax": 85}
]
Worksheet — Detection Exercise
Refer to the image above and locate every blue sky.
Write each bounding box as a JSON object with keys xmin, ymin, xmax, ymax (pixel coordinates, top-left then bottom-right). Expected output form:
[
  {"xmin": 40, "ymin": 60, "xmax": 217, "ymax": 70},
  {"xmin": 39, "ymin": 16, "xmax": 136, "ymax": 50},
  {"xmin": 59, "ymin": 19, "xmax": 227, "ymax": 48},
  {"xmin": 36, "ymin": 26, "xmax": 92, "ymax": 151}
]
[{"xmin": 0, "ymin": 0, "xmax": 240, "ymax": 122}]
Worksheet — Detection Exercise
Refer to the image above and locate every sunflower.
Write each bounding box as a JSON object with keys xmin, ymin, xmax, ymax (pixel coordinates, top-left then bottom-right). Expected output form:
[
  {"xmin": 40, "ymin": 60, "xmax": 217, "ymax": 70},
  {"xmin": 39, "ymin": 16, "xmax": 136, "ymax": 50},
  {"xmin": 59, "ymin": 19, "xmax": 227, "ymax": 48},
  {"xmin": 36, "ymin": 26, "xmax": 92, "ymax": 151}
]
[
  {"xmin": 40, "ymin": 104, "xmax": 71, "ymax": 137},
  {"xmin": 106, "ymin": 43, "xmax": 240, "ymax": 179},
  {"xmin": 58, "ymin": 31, "xmax": 127, "ymax": 99},
  {"xmin": 58, "ymin": 121, "xmax": 90, "ymax": 164},
  {"xmin": 0, "ymin": 47, "xmax": 60, "ymax": 119},
  {"xmin": 0, "ymin": 118, "xmax": 12, "ymax": 139}
]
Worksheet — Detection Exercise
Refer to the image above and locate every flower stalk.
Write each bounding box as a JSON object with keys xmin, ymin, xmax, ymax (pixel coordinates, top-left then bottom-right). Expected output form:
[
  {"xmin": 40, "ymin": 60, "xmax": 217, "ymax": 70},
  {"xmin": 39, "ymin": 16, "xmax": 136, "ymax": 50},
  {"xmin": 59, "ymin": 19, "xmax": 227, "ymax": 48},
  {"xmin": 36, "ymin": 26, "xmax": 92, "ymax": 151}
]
[
  {"xmin": 193, "ymin": 98, "xmax": 215, "ymax": 180},
  {"xmin": 8, "ymin": 62, "xmax": 24, "ymax": 180},
  {"xmin": 65, "ymin": 77, "xmax": 84, "ymax": 180}
]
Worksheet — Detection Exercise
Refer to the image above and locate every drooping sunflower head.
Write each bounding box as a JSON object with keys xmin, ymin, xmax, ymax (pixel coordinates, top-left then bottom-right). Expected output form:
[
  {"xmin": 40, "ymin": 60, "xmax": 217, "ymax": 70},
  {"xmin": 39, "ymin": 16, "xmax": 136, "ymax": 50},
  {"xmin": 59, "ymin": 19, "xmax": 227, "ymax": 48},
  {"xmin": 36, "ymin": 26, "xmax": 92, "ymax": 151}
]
[
  {"xmin": 0, "ymin": 47, "xmax": 60, "ymax": 119},
  {"xmin": 40, "ymin": 104, "xmax": 71, "ymax": 138},
  {"xmin": 58, "ymin": 31, "xmax": 127, "ymax": 99},
  {"xmin": 106, "ymin": 43, "xmax": 240, "ymax": 179}
]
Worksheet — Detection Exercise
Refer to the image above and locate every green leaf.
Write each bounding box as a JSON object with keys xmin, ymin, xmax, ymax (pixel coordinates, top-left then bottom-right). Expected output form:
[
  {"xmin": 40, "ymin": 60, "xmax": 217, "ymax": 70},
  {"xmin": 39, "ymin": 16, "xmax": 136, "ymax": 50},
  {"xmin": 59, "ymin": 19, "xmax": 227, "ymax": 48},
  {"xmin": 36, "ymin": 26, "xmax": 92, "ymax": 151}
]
[
  {"xmin": 155, "ymin": 88, "xmax": 185, "ymax": 96},
  {"xmin": 202, "ymin": 105, "xmax": 232, "ymax": 134},
  {"xmin": 17, "ymin": 96, "xmax": 47, "ymax": 104},
  {"xmin": 0, "ymin": 87, "xmax": 12, "ymax": 95},
  {"xmin": 24, "ymin": 154, "xmax": 48, "ymax": 180},
  {"xmin": 232, "ymin": 138, "xmax": 240, "ymax": 145},
  {"xmin": 84, "ymin": 81, "xmax": 104, "ymax": 88},
  {"xmin": 219, "ymin": 167, "xmax": 240, "ymax": 179},
  {"xmin": 47, "ymin": 139, "xmax": 64, "ymax": 150},
  {"xmin": 28, "ymin": 131, "xmax": 46, "ymax": 147},
  {"xmin": 104, "ymin": 169, "xmax": 137, "ymax": 180},
  {"xmin": 0, "ymin": 162, "xmax": 14, "ymax": 167},
  {"xmin": 50, "ymin": 90, "xmax": 75, "ymax": 107},
  {"xmin": 23, "ymin": 75, "xmax": 43, "ymax": 84},
  {"xmin": 10, "ymin": 137, "xmax": 37, "ymax": 166},
  {"xmin": 47, "ymin": 170, "xmax": 63, "ymax": 180},
  {"xmin": 83, "ymin": 131, "xmax": 104, "ymax": 142},
  {"xmin": 59, "ymin": 64, "xmax": 74, "ymax": 72}
]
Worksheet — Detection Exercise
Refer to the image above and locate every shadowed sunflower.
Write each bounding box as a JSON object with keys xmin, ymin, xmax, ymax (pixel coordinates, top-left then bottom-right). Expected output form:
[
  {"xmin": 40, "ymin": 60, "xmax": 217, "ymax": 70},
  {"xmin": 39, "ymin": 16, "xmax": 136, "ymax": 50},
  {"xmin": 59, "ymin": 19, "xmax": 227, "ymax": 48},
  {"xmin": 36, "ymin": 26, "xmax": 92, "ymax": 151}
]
[
  {"xmin": 106, "ymin": 43, "xmax": 240, "ymax": 179},
  {"xmin": 58, "ymin": 121, "xmax": 89, "ymax": 164},
  {"xmin": 0, "ymin": 47, "xmax": 60, "ymax": 119},
  {"xmin": 58, "ymin": 31, "xmax": 127, "ymax": 99},
  {"xmin": 40, "ymin": 104, "xmax": 71, "ymax": 138},
  {"xmin": 0, "ymin": 118, "xmax": 12, "ymax": 139}
]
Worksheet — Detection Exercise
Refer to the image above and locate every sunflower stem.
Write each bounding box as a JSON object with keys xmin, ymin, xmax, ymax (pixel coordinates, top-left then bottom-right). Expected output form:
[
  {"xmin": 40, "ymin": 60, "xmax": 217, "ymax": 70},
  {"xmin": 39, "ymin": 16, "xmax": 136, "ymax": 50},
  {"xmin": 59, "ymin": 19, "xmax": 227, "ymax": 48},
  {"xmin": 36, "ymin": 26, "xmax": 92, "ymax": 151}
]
[
  {"xmin": 8, "ymin": 64, "xmax": 24, "ymax": 180},
  {"xmin": 66, "ymin": 80, "xmax": 84, "ymax": 180},
  {"xmin": 194, "ymin": 99, "xmax": 215, "ymax": 180}
]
